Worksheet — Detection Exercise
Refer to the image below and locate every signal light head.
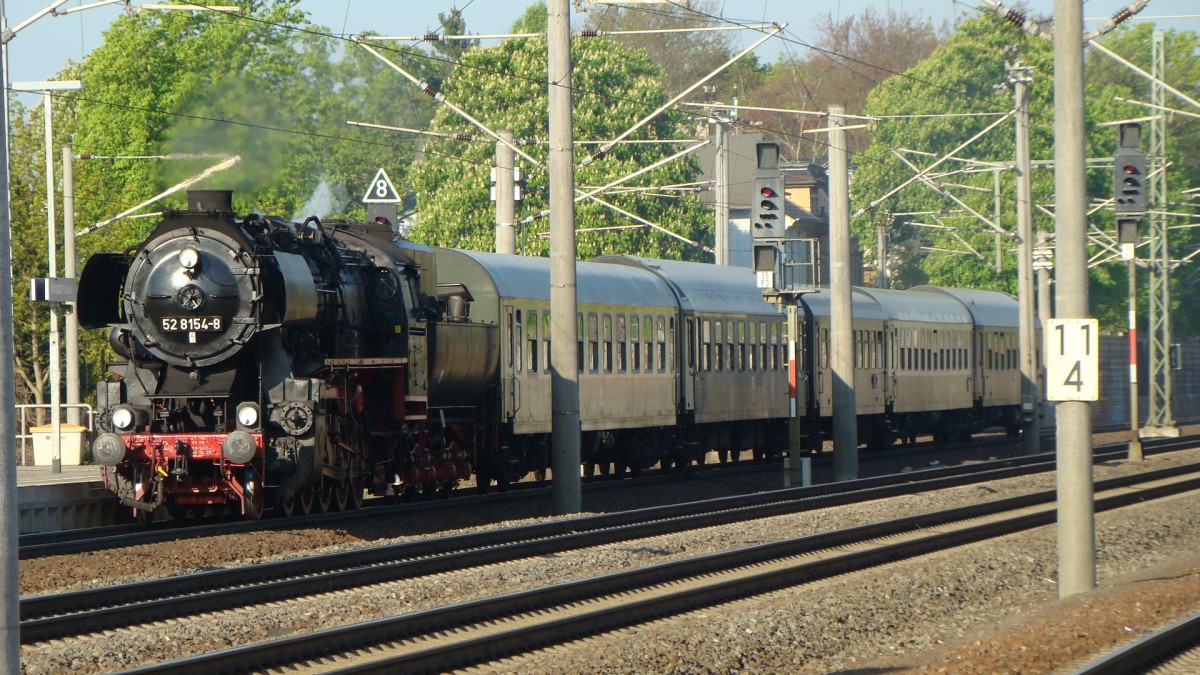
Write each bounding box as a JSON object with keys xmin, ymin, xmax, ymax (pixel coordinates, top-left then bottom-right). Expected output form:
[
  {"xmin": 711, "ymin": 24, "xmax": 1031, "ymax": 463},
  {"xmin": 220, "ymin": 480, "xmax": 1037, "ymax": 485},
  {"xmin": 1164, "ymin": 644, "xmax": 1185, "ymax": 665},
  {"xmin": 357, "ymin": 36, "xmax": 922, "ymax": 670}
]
[{"xmin": 760, "ymin": 186, "xmax": 777, "ymax": 198}]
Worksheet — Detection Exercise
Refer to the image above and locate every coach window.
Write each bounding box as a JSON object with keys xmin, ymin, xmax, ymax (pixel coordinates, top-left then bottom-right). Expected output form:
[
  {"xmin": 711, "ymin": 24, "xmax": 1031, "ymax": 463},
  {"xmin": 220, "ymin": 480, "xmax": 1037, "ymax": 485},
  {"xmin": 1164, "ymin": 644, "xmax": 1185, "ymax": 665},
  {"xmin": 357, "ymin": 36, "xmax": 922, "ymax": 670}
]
[
  {"xmin": 757, "ymin": 322, "xmax": 766, "ymax": 370},
  {"xmin": 543, "ymin": 313, "xmax": 552, "ymax": 373},
  {"xmin": 667, "ymin": 317, "xmax": 675, "ymax": 372},
  {"xmin": 616, "ymin": 315, "xmax": 627, "ymax": 373},
  {"xmin": 631, "ymin": 315, "xmax": 641, "ymax": 372},
  {"xmin": 662, "ymin": 317, "xmax": 672, "ymax": 372},
  {"xmin": 576, "ymin": 314, "xmax": 584, "ymax": 372},
  {"xmin": 525, "ymin": 310, "xmax": 538, "ymax": 374},
  {"xmin": 700, "ymin": 319, "xmax": 711, "ymax": 372},
  {"xmin": 737, "ymin": 321, "xmax": 746, "ymax": 371},
  {"xmin": 725, "ymin": 320, "xmax": 733, "ymax": 371},
  {"xmin": 747, "ymin": 322, "xmax": 757, "ymax": 370},
  {"xmin": 601, "ymin": 314, "xmax": 613, "ymax": 373},
  {"xmin": 714, "ymin": 320, "xmax": 724, "ymax": 371},
  {"xmin": 721, "ymin": 320, "xmax": 730, "ymax": 371},
  {"xmin": 726, "ymin": 321, "xmax": 735, "ymax": 372},
  {"xmin": 645, "ymin": 316, "xmax": 654, "ymax": 372},
  {"xmin": 648, "ymin": 314, "xmax": 657, "ymax": 369}
]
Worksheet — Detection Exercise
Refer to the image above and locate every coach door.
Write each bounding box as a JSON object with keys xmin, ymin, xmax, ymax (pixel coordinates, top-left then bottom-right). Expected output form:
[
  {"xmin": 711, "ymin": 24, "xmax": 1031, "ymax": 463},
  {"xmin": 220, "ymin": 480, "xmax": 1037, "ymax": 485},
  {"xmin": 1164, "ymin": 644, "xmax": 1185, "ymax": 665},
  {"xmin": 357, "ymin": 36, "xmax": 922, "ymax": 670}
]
[
  {"xmin": 503, "ymin": 305, "xmax": 520, "ymax": 419},
  {"xmin": 683, "ymin": 317, "xmax": 696, "ymax": 411},
  {"xmin": 975, "ymin": 330, "xmax": 987, "ymax": 401}
]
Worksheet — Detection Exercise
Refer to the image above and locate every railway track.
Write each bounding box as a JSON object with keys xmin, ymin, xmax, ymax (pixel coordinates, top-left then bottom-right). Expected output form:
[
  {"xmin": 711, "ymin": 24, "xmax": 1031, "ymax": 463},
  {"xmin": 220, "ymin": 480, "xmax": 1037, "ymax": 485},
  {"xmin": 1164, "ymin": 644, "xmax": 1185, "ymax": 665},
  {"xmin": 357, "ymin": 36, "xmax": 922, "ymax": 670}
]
[
  {"xmin": 20, "ymin": 437, "xmax": 1198, "ymax": 645},
  {"xmin": 11, "ymin": 445, "xmax": 1055, "ymax": 642},
  {"xmin": 16, "ymin": 433, "xmax": 1020, "ymax": 558},
  {"xmin": 1076, "ymin": 611, "xmax": 1200, "ymax": 674},
  {"xmin": 103, "ymin": 458, "xmax": 1200, "ymax": 673},
  {"xmin": 17, "ymin": 431, "xmax": 1183, "ymax": 559}
]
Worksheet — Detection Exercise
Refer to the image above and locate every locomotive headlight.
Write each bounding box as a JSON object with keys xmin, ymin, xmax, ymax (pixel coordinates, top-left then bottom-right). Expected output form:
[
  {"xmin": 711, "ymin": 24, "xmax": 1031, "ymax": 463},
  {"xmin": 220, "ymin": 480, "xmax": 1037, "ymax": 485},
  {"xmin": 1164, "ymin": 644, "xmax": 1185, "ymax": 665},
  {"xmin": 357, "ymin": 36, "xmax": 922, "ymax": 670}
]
[
  {"xmin": 111, "ymin": 406, "xmax": 136, "ymax": 432},
  {"xmin": 236, "ymin": 402, "xmax": 260, "ymax": 430},
  {"xmin": 178, "ymin": 247, "xmax": 200, "ymax": 269},
  {"xmin": 92, "ymin": 433, "xmax": 127, "ymax": 466}
]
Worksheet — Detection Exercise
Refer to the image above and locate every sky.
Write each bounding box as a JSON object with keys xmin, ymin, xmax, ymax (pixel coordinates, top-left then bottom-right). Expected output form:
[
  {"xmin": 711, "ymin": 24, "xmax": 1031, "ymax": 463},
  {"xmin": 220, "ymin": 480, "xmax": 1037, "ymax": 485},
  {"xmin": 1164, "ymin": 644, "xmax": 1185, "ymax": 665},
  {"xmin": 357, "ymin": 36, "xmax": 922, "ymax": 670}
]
[{"xmin": 1, "ymin": 0, "xmax": 1197, "ymax": 106}]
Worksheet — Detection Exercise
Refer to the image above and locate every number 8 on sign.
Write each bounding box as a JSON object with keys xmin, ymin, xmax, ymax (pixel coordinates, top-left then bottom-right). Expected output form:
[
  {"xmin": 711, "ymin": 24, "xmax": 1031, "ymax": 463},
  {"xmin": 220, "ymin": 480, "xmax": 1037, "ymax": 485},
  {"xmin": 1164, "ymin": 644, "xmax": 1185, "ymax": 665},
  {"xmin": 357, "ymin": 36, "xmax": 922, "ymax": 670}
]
[
  {"xmin": 1045, "ymin": 318, "xmax": 1099, "ymax": 401},
  {"xmin": 362, "ymin": 168, "xmax": 401, "ymax": 204}
]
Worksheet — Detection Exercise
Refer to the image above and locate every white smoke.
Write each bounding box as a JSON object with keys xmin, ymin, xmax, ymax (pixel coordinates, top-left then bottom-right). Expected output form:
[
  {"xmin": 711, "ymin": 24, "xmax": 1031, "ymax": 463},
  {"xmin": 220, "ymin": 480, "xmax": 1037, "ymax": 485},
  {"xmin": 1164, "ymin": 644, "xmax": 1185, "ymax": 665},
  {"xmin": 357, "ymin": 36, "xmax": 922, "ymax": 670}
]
[{"xmin": 292, "ymin": 180, "xmax": 335, "ymax": 221}]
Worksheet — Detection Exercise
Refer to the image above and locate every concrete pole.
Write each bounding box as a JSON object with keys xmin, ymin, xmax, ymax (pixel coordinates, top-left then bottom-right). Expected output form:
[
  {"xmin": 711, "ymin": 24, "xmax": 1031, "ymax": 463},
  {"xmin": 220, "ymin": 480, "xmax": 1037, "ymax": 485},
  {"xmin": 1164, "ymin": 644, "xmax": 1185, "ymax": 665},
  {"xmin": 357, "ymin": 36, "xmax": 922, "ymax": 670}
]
[
  {"xmin": 1013, "ymin": 65, "xmax": 1039, "ymax": 455},
  {"xmin": 547, "ymin": 0, "xmax": 581, "ymax": 515},
  {"xmin": 710, "ymin": 115, "xmax": 729, "ymax": 263},
  {"xmin": 1127, "ymin": 255, "xmax": 1142, "ymax": 460},
  {"xmin": 44, "ymin": 92, "xmax": 62, "ymax": 473},
  {"xmin": 495, "ymin": 130, "xmax": 516, "ymax": 255},
  {"xmin": 1037, "ymin": 229, "xmax": 1054, "ymax": 427},
  {"xmin": 994, "ymin": 170, "xmax": 1003, "ymax": 271},
  {"xmin": 714, "ymin": 116, "xmax": 729, "ymax": 265},
  {"xmin": 0, "ymin": 18, "xmax": 21, "ymax": 671},
  {"xmin": 1052, "ymin": 0, "xmax": 1096, "ymax": 598},
  {"xmin": 828, "ymin": 104, "xmax": 858, "ymax": 480},
  {"xmin": 1037, "ymin": 230, "xmax": 1053, "ymax": 322},
  {"xmin": 63, "ymin": 144, "xmax": 80, "ymax": 426}
]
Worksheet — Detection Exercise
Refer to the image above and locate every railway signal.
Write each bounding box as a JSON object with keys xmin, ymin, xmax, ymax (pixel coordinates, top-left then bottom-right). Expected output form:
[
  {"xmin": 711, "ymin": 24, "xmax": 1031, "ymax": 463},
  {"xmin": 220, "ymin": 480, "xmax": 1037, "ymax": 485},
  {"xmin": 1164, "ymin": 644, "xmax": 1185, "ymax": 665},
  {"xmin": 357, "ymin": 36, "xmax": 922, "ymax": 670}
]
[
  {"xmin": 751, "ymin": 142, "xmax": 784, "ymax": 239},
  {"xmin": 1113, "ymin": 122, "xmax": 1145, "ymax": 245}
]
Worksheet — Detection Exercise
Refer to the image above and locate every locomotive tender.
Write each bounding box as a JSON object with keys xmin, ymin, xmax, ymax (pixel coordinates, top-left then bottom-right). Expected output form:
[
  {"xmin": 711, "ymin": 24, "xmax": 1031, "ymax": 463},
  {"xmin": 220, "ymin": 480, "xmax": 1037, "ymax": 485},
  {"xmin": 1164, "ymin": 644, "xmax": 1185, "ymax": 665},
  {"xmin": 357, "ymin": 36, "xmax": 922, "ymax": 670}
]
[{"xmin": 79, "ymin": 190, "xmax": 1023, "ymax": 520}]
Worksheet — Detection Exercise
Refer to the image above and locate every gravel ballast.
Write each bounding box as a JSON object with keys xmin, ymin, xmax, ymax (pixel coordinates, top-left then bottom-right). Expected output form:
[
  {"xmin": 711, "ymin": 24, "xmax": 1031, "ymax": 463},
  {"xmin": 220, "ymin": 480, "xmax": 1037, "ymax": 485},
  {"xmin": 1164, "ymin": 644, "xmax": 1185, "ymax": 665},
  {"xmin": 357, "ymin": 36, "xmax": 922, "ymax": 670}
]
[{"xmin": 19, "ymin": 437, "xmax": 1200, "ymax": 674}]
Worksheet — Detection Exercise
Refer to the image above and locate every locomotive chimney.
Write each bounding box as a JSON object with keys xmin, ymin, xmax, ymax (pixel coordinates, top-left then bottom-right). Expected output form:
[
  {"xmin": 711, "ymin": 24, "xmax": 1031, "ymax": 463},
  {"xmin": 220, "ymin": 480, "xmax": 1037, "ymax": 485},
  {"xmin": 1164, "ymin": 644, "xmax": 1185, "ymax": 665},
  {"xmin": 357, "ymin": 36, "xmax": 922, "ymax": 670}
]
[{"xmin": 188, "ymin": 189, "xmax": 233, "ymax": 212}]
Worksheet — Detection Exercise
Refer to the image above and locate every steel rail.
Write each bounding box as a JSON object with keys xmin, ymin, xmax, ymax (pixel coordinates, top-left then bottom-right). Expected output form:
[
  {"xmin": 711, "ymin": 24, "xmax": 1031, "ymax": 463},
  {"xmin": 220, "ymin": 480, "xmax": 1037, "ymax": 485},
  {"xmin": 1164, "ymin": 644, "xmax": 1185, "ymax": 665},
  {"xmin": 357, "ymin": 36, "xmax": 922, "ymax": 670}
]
[
  {"xmin": 19, "ymin": 431, "xmax": 1189, "ymax": 559},
  {"xmin": 1075, "ymin": 611, "xmax": 1200, "ymax": 674},
  {"xmin": 19, "ymin": 442, "xmax": 1199, "ymax": 644},
  {"xmin": 116, "ymin": 465, "xmax": 1200, "ymax": 674},
  {"xmin": 16, "ymin": 448, "xmax": 1072, "ymax": 642}
]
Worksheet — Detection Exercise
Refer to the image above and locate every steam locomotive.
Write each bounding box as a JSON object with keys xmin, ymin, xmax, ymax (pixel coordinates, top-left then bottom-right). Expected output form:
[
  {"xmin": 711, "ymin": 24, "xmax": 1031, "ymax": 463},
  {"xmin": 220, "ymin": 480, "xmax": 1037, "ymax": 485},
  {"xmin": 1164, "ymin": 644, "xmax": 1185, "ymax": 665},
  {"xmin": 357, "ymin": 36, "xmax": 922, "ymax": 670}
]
[{"xmin": 79, "ymin": 190, "xmax": 1024, "ymax": 520}]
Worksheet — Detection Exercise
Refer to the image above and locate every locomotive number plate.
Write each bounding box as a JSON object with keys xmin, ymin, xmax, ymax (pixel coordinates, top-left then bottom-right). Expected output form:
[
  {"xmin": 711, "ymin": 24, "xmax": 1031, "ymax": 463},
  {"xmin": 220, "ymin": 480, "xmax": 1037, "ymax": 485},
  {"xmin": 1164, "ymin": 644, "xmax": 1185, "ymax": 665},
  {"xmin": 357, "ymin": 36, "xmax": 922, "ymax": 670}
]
[{"xmin": 161, "ymin": 316, "xmax": 223, "ymax": 332}]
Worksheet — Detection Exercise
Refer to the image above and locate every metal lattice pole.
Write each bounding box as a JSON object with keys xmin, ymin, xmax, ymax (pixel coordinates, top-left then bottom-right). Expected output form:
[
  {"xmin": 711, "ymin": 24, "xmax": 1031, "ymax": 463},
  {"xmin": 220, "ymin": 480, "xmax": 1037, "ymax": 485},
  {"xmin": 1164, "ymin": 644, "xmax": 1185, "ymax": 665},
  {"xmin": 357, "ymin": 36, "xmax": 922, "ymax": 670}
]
[{"xmin": 1143, "ymin": 29, "xmax": 1178, "ymax": 437}]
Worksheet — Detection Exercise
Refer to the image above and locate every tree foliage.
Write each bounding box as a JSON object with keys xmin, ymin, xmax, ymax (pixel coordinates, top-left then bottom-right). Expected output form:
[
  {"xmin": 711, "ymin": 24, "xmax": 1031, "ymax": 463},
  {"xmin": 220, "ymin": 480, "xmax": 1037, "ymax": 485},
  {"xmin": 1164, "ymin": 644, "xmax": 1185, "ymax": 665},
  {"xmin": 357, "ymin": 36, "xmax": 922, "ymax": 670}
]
[
  {"xmin": 15, "ymin": 0, "xmax": 449, "ymax": 402},
  {"xmin": 852, "ymin": 15, "xmax": 1200, "ymax": 335},
  {"xmin": 406, "ymin": 27, "xmax": 711, "ymax": 260}
]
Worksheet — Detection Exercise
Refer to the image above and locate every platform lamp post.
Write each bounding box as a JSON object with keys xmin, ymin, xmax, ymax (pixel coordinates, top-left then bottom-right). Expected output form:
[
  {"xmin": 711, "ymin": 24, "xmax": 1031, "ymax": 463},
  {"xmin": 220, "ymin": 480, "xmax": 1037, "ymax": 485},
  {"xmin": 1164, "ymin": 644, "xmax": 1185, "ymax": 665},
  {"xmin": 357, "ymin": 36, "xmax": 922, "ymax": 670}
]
[{"xmin": 18, "ymin": 79, "xmax": 82, "ymax": 476}]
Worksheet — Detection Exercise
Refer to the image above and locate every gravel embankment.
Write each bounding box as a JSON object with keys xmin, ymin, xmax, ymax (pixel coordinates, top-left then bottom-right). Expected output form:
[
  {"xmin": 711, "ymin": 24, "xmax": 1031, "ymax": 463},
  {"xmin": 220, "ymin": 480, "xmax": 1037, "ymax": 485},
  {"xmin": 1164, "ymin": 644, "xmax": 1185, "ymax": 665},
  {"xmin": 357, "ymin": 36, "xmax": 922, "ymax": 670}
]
[{"xmin": 19, "ymin": 434, "xmax": 1200, "ymax": 674}]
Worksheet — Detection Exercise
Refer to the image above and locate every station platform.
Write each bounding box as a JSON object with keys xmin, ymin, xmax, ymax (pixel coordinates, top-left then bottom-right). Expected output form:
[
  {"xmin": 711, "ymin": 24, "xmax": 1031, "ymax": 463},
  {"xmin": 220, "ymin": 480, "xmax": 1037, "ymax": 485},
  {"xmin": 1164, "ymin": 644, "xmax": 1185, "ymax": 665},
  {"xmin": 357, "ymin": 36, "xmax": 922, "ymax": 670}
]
[{"xmin": 16, "ymin": 464, "xmax": 119, "ymax": 534}]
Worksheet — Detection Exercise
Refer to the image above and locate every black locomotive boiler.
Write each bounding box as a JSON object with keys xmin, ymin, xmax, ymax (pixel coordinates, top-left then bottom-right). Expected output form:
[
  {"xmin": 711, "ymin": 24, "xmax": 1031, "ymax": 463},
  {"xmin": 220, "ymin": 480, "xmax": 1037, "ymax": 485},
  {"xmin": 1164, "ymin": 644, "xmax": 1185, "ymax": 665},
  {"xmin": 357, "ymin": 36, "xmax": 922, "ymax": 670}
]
[
  {"xmin": 79, "ymin": 190, "xmax": 478, "ymax": 519},
  {"xmin": 79, "ymin": 190, "xmax": 1026, "ymax": 521}
]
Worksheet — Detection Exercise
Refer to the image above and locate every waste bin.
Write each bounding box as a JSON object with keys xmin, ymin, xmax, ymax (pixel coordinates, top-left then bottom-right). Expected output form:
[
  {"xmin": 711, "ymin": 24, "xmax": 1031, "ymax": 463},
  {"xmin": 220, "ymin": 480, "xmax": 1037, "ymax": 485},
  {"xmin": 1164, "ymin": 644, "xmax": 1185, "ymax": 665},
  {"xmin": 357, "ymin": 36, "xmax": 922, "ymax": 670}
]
[{"xmin": 30, "ymin": 425, "xmax": 87, "ymax": 466}]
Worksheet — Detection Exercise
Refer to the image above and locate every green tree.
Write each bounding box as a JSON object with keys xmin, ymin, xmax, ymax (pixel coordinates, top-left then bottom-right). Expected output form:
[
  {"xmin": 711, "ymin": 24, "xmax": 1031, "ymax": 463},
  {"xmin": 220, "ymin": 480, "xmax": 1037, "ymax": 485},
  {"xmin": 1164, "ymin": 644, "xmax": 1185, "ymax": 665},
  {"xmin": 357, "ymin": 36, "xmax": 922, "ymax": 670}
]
[
  {"xmin": 9, "ymin": 102, "xmax": 51, "ymax": 411},
  {"xmin": 29, "ymin": 0, "xmax": 445, "ymax": 399},
  {"xmin": 852, "ymin": 16, "xmax": 1200, "ymax": 336},
  {"xmin": 405, "ymin": 22, "xmax": 711, "ymax": 260},
  {"xmin": 1086, "ymin": 25, "xmax": 1200, "ymax": 335}
]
